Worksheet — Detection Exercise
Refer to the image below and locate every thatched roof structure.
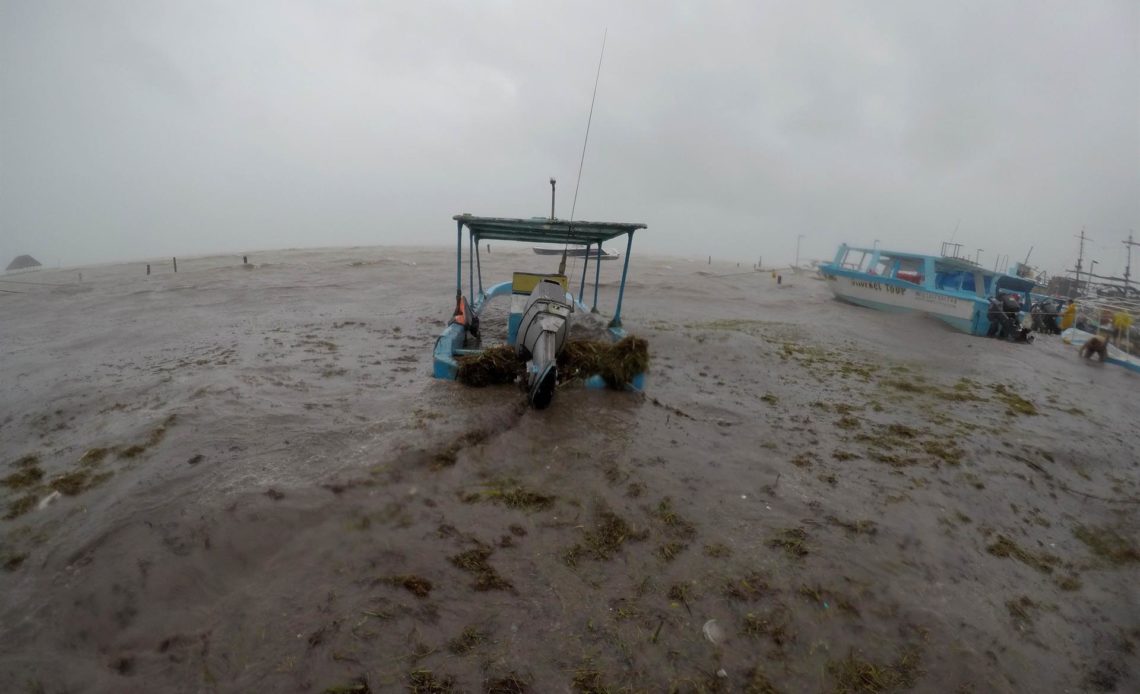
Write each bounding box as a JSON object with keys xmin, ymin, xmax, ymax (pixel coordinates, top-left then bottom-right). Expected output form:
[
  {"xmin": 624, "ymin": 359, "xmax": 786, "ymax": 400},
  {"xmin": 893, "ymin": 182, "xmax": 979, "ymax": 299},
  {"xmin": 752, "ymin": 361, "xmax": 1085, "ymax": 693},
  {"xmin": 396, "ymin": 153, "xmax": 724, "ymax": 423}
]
[{"xmin": 6, "ymin": 255, "xmax": 42, "ymax": 271}]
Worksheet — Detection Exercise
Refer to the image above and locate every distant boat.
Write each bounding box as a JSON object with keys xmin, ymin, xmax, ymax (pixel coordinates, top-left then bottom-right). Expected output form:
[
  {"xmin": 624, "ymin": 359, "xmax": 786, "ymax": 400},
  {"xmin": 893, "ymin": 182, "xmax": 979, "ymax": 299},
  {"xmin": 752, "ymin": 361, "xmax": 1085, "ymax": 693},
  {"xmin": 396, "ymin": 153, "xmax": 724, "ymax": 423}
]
[
  {"xmin": 818, "ymin": 244, "xmax": 1039, "ymax": 335},
  {"xmin": 532, "ymin": 246, "xmax": 620, "ymax": 260}
]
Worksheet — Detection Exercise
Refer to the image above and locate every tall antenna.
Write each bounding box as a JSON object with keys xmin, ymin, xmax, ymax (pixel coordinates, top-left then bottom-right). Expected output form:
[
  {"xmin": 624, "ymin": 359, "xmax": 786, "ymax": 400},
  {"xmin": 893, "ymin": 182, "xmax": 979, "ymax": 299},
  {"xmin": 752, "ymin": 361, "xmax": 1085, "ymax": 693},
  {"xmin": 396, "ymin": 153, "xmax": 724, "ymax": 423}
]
[{"xmin": 560, "ymin": 28, "xmax": 608, "ymax": 276}]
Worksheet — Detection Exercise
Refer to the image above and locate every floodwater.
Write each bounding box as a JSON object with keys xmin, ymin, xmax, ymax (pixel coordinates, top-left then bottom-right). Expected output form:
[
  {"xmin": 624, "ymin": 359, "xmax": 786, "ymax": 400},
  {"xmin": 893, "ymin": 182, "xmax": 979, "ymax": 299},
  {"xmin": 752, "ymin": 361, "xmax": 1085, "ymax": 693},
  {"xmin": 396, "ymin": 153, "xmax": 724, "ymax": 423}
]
[{"xmin": 1, "ymin": 247, "xmax": 1137, "ymax": 693}]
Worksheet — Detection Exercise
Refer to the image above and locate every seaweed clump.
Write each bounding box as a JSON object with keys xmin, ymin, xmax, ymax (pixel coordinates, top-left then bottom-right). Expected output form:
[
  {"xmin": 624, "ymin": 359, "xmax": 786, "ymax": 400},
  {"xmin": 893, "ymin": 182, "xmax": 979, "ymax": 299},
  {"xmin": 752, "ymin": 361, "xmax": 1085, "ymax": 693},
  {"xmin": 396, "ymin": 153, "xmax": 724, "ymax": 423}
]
[
  {"xmin": 563, "ymin": 508, "xmax": 649, "ymax": 566},
  {"xmin": 484, "ymin": 673, "xmax": 529, "ymax": 693},
  {"xmin": 49, "ymin": 469, "xmax": 112, "ymax": 496},
  {"xmin": 456, "ymin": 346, "xmax": 523, "ymax": 387},
  {"xmin": 377, "ymin": 574, "xmax": 433, "ymax": 598},
  {"xmin": 4, "ymin": 494, "xmax": 38, "ymax": 520},
  {"xmin": 456, "ymin": 337, "xmax": 649, "ymax": 389},
  {"xmin": 447, "ymin": 626, "xmax": 487, "ymax": 655},
  {"xmin": 742, "ymin": 607, "xmax": 792, "ymax": 647},
  {"xmin": 2, "ymin": 466, "xmax": 43, "ymax": 490},
  {"xmin": 559, "ymin": 336, "xmax": 649, "ymax": 387},
  {"xmin": 1074, "ymin": 525, "xmax": 1140, "ymax": 565},
  {"xmin": 768, "ymin": 527, "xmax": 810, "ymax": 558},
  {"xmin": 407, "ymin": 670, "xmax": 455, "ymax": 694},
  {"xmin": 449, "ymin": 548, "xmax": 514, "ymax": 592},
  {"xmin": 991, "ymin": 384, "xmax": 1038, "ymax": 416},
  {"xmin": 323, "ymin": 676, "xmax": 371, "ymax": 694},
  {"xmin": 469, "ymin": 481, "xmax": 555, "ymax": 511},
  {"xmin": 986, "ymin": 535, "xmax": 1058, "ymax": 574},
  {"xmin": 828, "ymin": 647, "xmax": 922, "ymax": 693}
]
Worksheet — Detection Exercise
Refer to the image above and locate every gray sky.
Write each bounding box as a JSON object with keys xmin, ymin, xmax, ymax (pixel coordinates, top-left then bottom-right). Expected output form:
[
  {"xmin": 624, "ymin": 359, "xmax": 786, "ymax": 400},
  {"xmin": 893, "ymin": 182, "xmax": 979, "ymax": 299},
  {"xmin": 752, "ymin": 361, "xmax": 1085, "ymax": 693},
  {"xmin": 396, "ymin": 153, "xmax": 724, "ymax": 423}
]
[{"xmin": 2, "ymin": 1, "xmax": 1137, "ymax": 275}]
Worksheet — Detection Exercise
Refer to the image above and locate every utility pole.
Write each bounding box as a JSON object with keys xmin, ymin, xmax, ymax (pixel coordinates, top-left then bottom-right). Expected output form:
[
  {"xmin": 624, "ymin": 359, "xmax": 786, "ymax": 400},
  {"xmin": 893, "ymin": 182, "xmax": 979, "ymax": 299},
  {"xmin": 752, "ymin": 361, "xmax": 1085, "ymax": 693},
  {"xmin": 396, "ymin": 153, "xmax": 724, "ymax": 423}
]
[
  {"xmin": 1124, "ymin": 231, "xmax": 1138, "ymax": 295},
  {"xmin": 1075, "ymin": 227, "xmax": 1090, "ymax": 292},
  {"xmin": 550, "ymin": 178, "xmax": 557, "ymax": 220}
]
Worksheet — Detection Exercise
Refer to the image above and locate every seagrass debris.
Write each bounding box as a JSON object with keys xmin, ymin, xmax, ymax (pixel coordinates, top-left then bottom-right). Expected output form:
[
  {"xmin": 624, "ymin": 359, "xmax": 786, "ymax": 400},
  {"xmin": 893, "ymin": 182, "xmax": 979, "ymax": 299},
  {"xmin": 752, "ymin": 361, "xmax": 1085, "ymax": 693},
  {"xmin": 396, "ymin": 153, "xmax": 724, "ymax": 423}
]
[{"xmin": 455, "ymin": 337, "xmax": 649, "ymax": 388}]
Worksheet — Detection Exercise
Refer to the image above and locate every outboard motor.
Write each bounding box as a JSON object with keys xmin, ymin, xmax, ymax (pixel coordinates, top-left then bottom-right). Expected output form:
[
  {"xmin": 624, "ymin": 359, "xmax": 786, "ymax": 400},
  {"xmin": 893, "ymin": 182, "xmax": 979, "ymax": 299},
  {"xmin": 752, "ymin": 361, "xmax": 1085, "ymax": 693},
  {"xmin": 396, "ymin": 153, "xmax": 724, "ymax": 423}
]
[{"xmin": 515, "ymin": 279, "xmax": 573, "ymax": 409}]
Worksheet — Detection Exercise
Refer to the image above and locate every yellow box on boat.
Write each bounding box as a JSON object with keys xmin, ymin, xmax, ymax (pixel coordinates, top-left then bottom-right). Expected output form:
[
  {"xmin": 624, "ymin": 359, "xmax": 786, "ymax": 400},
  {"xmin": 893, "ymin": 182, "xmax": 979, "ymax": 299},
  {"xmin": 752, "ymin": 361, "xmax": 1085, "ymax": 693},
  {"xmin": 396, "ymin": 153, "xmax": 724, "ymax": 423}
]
[{"xmin": 511, "ymin": 272, "xmax": 567, "ymax": 295}]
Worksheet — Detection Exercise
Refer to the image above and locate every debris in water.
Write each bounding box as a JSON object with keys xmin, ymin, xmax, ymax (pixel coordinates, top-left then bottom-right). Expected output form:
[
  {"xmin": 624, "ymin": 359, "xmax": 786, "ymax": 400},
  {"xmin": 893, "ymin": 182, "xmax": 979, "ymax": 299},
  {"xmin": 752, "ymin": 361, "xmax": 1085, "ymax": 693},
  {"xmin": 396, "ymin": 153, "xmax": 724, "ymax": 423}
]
[
  {"xmin": 322, "ymin": 675, "xmax": 371, "ymax": 693},
  {"xmin": 455, "ymin": 337, "xmax": 649, "ymax": 389},
  {"xmin": 407, "ymin": 670, "xmax": 455, "ymax": 694},
  {"xmin": 4, "ymin": 494, "xmax": 38, "ymax": 520},
  {"xmin": 449, "ymin": 548, "xmax": 514, "ymax": 592},
  {"xmin": 1073, "ymin": 525, "xmax": 1140, "ymax": 565},
  {"xmin": 986, "ymin": 535, "xmax": 1059, "ymax": 574},
  {"xmin": 36, "ymin": 490, "xmax": 62, "ymax": 510},
  {"xmin": 447, "ymin": 626, "xmax": 487, "ymax": 655},
  {"xmin": 827, "ymin": 646, "xmax": 922, "ymax": 693},
  {"xmin": 563, "ymin": 508, "xmax": 649, "ymax": 566},
  {"xmin": 702, "ymin": 618, "xmax": 724, "ymax": 644},
  {"xmin": 768, "ymin": 527, "xmax": 810, "ymax": 558},
  {"xmin": 376, "ymin": 574, "xmax": 433, "ymax": 598},
  {"xmin": 2, "ymin": 465, "xmax": 44, "ymax": 490},
  {"xmin": 456, "ymin": 346, "xmax": 523, "ymax": 387},
  {"xmin": 484, "ymin": 672, "xmax": 529, "ymax": 693},
  {"xmin": 991, "ymin": 384, "xmax": 1038, "ymax": 416},
  {"xmin": 559, "ymin": 336, "xmax": 650, "ymax": 387}
]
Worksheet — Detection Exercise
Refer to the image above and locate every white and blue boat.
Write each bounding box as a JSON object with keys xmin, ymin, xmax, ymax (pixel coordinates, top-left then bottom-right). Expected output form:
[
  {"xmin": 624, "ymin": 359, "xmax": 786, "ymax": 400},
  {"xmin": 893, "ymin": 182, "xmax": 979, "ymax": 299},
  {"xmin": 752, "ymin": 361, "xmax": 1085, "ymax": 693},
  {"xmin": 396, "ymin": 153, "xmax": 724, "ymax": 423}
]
[
  {"xmin": 433, "ymin": 214, "xmax": 648, "ymax": 403},
  {"xmin": 818, "ymin": 244, "xmax": 1039, "ymax": 335}
]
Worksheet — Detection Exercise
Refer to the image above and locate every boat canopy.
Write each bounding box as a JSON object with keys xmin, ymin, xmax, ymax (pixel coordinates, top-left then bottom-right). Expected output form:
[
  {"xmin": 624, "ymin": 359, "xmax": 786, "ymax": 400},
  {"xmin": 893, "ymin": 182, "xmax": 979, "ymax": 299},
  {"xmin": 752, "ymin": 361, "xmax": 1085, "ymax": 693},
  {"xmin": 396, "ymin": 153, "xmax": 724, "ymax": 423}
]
[
  {"xmin": 453, "ymin": 215, "xmax": 645, "ymax": 246},
  {"xmin": 450, "ymin": 214, "xmax": 648, "ymax": 333}
]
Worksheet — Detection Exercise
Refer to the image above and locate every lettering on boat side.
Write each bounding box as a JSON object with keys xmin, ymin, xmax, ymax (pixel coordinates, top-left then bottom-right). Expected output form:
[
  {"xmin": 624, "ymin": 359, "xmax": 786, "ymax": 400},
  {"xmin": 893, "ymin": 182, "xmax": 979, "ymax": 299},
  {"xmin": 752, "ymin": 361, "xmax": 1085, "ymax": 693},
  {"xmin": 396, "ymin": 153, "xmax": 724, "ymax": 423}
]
[
  {"xmin": 913, "ymin": 291, "xmax": 962, "ymax": 307},
  {"xmin": 848, "ymin": 279, "xmax": 906, "ymax": 295}
]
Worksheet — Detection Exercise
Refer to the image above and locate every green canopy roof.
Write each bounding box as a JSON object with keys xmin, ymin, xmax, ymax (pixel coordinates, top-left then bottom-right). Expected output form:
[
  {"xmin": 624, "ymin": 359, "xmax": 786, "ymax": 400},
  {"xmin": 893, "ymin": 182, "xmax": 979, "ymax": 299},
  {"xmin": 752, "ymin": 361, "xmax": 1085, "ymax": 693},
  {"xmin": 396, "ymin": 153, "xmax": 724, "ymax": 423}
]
[{"xmin": 454, "ymin": 215, "xmax": 646, "ymax": 245}]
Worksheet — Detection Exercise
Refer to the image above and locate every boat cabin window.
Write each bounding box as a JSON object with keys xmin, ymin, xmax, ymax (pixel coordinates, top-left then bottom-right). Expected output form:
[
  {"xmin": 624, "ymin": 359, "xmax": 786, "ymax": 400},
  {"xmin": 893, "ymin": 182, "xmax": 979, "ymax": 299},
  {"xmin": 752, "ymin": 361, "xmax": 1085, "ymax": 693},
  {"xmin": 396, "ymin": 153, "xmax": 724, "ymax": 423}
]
[
  {"xmin": 934, "ymin": 265, "xmax": 989, "ymax": 296},
  {"xmin": 868, "ymin": 254, "xmax": 923, "ymax": 284},
  {"xmin": 839, "ymin": 249, "xmax": 873, "ymax": 272},
  {"xmin": 893, "ymin": 257, "xmax": 924, "ymax": 285}
]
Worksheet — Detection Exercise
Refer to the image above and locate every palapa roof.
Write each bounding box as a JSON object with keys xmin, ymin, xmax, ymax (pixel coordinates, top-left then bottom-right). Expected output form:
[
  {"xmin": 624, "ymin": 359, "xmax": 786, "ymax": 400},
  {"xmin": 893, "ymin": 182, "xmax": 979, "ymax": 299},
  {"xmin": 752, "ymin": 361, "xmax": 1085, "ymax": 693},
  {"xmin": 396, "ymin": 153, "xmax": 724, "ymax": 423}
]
[
  {"xmin": 6, "ymin": 255, "xmax": 42, "ymax": 271},
  {"xmin": 454, "ymin": 215, "xmax": 646, "ymax": 246}
]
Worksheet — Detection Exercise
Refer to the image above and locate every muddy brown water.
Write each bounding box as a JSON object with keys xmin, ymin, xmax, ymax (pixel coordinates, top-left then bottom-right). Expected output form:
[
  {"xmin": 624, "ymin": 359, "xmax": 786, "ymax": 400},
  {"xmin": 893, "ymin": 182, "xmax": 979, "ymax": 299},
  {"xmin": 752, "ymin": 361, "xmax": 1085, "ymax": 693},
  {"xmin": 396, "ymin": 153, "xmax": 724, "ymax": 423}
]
[{"xmin": 1, "ymin": 247, "xmax": 1137, "ymax": 693}]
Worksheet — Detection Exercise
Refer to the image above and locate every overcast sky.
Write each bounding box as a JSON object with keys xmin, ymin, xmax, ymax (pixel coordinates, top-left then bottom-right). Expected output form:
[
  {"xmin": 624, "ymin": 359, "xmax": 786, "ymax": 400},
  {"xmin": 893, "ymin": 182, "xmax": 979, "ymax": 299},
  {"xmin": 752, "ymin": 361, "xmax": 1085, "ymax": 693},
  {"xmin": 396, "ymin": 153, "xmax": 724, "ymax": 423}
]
[{"xmin": 2, "ymin": 1, "xmax": 1137, "ymax": 275}]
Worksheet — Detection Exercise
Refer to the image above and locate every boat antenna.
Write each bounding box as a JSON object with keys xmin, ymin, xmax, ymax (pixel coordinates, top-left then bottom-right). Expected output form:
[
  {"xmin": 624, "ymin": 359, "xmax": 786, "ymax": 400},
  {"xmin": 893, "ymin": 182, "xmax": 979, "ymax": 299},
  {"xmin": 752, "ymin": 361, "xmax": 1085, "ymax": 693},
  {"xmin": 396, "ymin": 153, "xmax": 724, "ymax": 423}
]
[{"xmin": 559, "ymin": 28, "xmax": 607, "ymax": 277}]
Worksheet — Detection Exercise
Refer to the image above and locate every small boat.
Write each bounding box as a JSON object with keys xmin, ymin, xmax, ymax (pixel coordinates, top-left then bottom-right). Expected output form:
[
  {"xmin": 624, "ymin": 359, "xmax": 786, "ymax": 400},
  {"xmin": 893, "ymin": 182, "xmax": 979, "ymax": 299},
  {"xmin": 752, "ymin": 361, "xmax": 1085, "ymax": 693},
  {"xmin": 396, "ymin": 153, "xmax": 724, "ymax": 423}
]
[
  {"xmin": 533, "ymin": 245, "xmax": 620, "ymax": 260},
  {"xmin": 818, "ymin": 244, "xmax": 1039, "ymax": 335},
  {"xmin": 434, "ymin": 214, "xmax": 648, "ymax": 407}
]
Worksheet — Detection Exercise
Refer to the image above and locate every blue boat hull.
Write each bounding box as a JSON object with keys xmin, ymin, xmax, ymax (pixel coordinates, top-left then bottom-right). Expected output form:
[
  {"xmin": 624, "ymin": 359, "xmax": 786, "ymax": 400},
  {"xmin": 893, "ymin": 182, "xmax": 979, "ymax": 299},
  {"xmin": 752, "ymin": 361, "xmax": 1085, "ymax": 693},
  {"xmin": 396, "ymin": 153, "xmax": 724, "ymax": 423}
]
[{"xmin": 820, "ymin": 268, "xmax": 985, "ymax": 335}]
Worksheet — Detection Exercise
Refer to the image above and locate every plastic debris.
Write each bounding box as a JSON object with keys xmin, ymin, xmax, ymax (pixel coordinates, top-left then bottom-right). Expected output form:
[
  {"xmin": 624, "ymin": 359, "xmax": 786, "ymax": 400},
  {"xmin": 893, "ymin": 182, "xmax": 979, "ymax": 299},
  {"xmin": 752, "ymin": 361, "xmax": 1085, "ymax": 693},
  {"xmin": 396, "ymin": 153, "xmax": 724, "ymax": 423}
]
[
  {"xmin": 702, "ymin": 619, "xmax": 724, "ymax": 644},
  {"xmin": 37, "ymin": 491, "xmax": 62, "ymax": 511}
]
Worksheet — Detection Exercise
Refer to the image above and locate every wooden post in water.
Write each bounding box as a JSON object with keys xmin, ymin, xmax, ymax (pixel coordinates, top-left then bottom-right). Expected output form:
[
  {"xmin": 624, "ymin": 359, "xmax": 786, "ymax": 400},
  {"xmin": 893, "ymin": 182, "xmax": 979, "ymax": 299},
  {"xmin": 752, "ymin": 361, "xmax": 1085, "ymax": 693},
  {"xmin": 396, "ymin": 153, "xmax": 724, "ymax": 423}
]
[
  {"xmin": 173, "ymin": 257, "xmax": 178, "ymax": 273},
  {"xmin": 146, "ymin": 264, "xmax": 150, "ymax": 275},
  {"xmin": 243, "ymin": 255, "xmax": 248, "ymax": 265}
]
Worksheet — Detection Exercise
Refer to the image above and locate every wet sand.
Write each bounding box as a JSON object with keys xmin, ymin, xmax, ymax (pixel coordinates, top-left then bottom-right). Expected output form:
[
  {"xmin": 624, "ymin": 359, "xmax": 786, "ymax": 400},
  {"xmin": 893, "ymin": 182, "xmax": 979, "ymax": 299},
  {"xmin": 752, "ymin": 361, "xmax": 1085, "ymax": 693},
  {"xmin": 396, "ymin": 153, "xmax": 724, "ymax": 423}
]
[{"xmin": 1, "ymin": 246, "xmax": 1137, "ymax": 693}]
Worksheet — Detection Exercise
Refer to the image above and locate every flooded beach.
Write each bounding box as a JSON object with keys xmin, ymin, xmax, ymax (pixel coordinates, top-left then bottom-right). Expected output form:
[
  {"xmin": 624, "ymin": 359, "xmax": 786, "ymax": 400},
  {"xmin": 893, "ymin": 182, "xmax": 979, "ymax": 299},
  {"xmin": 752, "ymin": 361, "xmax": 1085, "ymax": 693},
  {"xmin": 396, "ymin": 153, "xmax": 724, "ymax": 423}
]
[{"xmin": 1, "ymin": 246, "xmax": 1137, "ymax": 693}]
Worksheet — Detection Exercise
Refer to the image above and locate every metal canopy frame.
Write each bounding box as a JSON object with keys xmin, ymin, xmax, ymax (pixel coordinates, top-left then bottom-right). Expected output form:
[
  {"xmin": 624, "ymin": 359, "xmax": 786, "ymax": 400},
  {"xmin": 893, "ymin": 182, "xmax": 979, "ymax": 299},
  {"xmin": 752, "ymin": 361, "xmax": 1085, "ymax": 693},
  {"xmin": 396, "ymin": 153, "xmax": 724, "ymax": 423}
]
[{"xmin": 453, "ymin": 214, "xmax": 646, "ymax": 329}]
